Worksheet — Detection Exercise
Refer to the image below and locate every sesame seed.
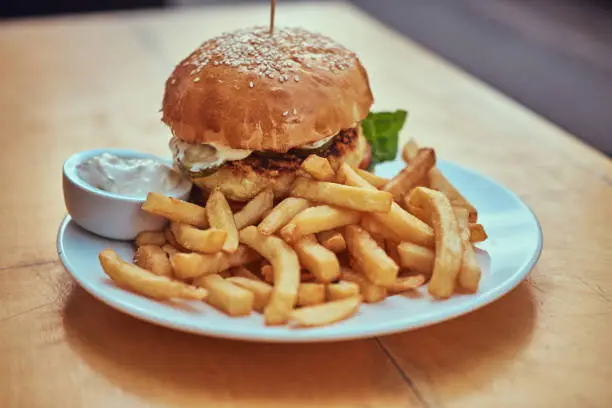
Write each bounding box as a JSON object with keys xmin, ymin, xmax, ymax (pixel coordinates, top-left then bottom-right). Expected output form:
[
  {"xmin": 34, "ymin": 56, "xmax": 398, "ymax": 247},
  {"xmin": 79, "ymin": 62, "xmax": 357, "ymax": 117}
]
[
  {"xmin": 292, "ymin": 108, "xmax": 297, "ymax": 115},
  {"xmin": 181, "ymin": 27, "xmax": 356, "ymax": 80},
  {"xmin": 283, "ymin": 111, "xmax": 288, "ymax": 117},
  {"xmin": 170, "ymin": 78, "xmax": 176, "ymax": 84},
  {"xmin": 249, "ymin": 81, "xmax": 254, "ymax": 88},
  {"xmin": 193, "ymin": 77, "xmax": 200, "ymax": 82}
]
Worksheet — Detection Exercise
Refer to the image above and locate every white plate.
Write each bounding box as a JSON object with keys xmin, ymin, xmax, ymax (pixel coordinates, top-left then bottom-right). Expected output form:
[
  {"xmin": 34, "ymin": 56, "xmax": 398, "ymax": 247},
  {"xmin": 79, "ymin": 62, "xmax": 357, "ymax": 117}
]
[{"xmin": 57, "ymin": 159, "xmax": 542, "ymax": 342}]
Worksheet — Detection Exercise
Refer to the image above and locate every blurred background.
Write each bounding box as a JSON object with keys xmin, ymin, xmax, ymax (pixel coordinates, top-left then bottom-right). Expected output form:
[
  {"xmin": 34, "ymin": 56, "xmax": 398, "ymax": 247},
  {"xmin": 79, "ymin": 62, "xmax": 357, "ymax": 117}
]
[{"xmin": 2, "ymin": 0, "xmax": 610, "ymax": 155}]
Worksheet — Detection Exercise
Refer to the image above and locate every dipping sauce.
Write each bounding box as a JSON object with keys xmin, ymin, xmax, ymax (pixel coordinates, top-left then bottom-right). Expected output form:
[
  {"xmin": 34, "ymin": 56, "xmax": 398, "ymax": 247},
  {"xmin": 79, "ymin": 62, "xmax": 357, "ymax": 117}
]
[{"xmin": 77, "ymin": 152, "xmax": 182, "ymax": 197}]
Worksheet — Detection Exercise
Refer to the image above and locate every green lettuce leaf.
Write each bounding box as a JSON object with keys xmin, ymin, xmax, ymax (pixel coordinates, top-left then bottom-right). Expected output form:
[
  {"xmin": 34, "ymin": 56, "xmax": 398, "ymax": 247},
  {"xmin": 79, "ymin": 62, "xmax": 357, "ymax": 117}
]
[{"xmin": 361, "ymin": 110, "xmax": 408, "ymax": 166}]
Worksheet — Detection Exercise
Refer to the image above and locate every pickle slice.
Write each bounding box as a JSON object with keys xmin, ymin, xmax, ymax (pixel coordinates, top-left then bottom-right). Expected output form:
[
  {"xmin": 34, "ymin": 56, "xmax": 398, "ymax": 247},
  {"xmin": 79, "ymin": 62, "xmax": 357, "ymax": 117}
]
[
  {"xmin": 170, "ymin": 138, "xmax": 225, "ymax": 178},
  {"xmin": 178, "ymin": 161, "xmax": 223, "ymax": 178}
]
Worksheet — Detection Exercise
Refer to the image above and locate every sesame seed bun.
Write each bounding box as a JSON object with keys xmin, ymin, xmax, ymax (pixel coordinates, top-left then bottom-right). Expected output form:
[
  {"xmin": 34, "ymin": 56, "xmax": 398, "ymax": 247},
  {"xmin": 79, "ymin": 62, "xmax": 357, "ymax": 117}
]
[{"xmin": 162, "ymin": 27, "xmax": 374, "ymax": 152}]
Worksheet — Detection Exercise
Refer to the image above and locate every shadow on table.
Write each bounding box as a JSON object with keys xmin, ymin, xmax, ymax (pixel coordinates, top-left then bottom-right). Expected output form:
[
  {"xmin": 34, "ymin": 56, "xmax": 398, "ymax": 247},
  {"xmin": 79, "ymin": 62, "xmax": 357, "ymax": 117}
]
[
  {"xmin": 61, "ymin": 286, "xmax": 404, "ymax": 406},
  {"xmin": 62, "ymin": 279, "xmax": 536, "ymax": 406},
  {"xmin": 378, "ymin": 281, "xmax": 537, "ymax": 404}
]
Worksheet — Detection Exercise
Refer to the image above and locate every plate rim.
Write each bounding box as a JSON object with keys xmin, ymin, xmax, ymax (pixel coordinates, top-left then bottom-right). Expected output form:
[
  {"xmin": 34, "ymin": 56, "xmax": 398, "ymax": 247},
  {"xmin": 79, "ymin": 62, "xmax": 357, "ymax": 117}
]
[{"xmin": 57, "ymin": 159, "xmax": 543, "ymax": 343}]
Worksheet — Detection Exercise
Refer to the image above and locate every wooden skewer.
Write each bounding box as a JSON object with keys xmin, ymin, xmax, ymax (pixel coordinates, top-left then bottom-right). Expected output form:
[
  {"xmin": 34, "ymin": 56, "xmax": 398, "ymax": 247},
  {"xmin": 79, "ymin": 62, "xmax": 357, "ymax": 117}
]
[{"xmin": 269, "ymin": 0, "xmax": 276, "ymax": 35}]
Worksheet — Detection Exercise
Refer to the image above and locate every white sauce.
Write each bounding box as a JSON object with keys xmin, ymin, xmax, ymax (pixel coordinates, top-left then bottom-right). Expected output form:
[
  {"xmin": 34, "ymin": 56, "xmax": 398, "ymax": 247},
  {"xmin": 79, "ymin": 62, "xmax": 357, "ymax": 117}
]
[
  {"xmin": 77, "ymin": 152, "xmax": 181, "ymax": 197},
  {"xmin": 207, "ymin": 142, "xmax": 253, "ymax": 161}
]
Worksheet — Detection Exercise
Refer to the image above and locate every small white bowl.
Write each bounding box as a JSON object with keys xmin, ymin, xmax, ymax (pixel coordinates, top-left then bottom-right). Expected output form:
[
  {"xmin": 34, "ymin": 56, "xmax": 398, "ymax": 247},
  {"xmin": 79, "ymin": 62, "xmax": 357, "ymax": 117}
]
[{"xmin": 62, "ymin": 148, "xmax": 192, "ymax": 241}]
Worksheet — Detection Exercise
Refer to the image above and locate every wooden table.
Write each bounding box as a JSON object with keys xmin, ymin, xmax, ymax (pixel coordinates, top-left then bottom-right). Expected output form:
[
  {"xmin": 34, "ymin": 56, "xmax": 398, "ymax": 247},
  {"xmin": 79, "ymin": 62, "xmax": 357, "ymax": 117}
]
[{"xmin": 1, "ymin": 2, "xmax": 611, "ymax": 407}]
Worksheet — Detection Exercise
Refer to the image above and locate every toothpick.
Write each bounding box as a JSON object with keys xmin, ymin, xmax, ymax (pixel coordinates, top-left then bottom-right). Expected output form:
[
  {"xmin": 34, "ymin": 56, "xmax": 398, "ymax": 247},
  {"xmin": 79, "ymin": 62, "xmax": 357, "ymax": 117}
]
[{"xmin": 269, "ymin": 0, "xmax": 276, "ymax": 35}]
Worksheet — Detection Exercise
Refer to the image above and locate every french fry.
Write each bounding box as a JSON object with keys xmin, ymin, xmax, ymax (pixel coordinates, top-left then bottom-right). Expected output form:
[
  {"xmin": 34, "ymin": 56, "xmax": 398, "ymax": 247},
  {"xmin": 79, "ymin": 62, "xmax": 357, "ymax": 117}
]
[
  {"xmin": 388, "ymin": 274, "xmax": 426, "ymax": 294},
  {"xmin": 397, "ymin": 242, "xmax": 435, "ymax": 275},
  {"xmin": 454, "ymin": 208, "xmax": 470, "ymax": 242},
  {"xmin": 345, "ymin": 225, "xmax": 399, "ymax": 287},
  {"xmin": 326, "ymin": 281, "xmax": 360, "ymax": 301},
  {"xmin": 260, "ymin": 207, "xmax": 274, "ymax": 220},
  {"xmin": 300, "ymin": 270, "xmax": 317, "ymax": 282},
  {"xmin": 195, "ymin": 274, "xmax": 254, "ymax": 316},
  {"xmin": 403, "ymin": 139, "xmax": 477, "ymax": 222},
  {"xmin": 207, "ymin": 189, "xmax": 239, "ymax": 253},
  {"xmin": 134, "ymin": 244, "xmax": 173, "ymax": 277},
  {"xmin": 290, "ymin": 296, "xmax": 362, "ymax": 327},
  {"xmin": 402, "ymin": 139, "xmax": 420, "ymax": 163},
  {"xmin": 297, "ymin": 283, "xmax": 326, "ymax": 306},
  {"xmin": 262, "ymin": 264, "xmax": 318, "ymax": 284},
  {"xmin": 171, "ymin": 222, "xmax": 227, "ymax": 253},
  {"xmin": 354, "ymin": 168, "xmax": 389, "ymax": 189},
  {"xmin": 372, "ymin": 204, "xmax": 435, "ymax": 248},
  {"xmin": 385, "ymin": 240, "xmax": 402, "ymax": 266},
  {"xmin": 226, "ymin": 277, "xmax": 272, "ymax": 311},
  {"xmin": 280, "ymin": 205, "xmax": 361, "ymax": 243},
  {"xmin": 142, "ymin": 192, "xmax": 208, "ymax": 228},
  {"xmin": 338, "ymin": 164, "xmax": 434, "ymax": 247},
  {"xmin": 316, "ymin": 230, "xmax": 347, "ymax": 253},
  {"xmin": 454, "ymin": 208, "xmax": 481, "ymax": 292},
  {"xmin": 163, "ymin": 226, "xmax": 187, "ymax": 252},
  {"xmin": 340, "ymin": 267, "xmax": 387, "ymax": 303},
  {"xmin": 134, "ymin": 231, "xmax": 166, "ymax": 247},
  {"xmin": 99, "ymin": 249, "xmax": 207, "ymax": 300},
  {"xmin": 384, "ymin": 148, "xmax": 436, "ymax": 202},
  {"xmin": 260, "ymin": 263, "xmax": 275, "ymax": 284},
  {"xmin": 360, "ymin": 215, "xmax": 403, "ymax": 243},
  {"xmin": 293, "ymin": 235, "xmax": 340, "ymax": 283},
  {"xmin": 429, "ymin": 169, "xmax": 478, "ymax": 222},
  {"xmin": 233, "ymin": 189, "xmax": 274, "ymax": 230},
  {"xmin": 171, "ymin": 245, "xmax": 259, "ymax": 279},
  {"xmin": 291, "ymin": 177, "xmax": 393, "ymax": 213},
  {"xmin": 407, "ymin": 187, "xmax": 463, "ymax": 298},
  {"xmin": 239, "ymin": 226, "xmax": 300, "ymax": 325},
  {"xmin": 161, "ymin": 244, "xmax": 179, "ymax": 257},
  {"xmin": 258, "ymin": 197, "xmax": 309, "ymax": 235},
  {"xmin": 404, "ymin": 200, "xmax": 431, "ymax": 226},
  {"xmin": 301, "ymin": 155, "xmax": 335, "ymax": 181},
  {"xmin": 359, "ymin": 217, "xmax": 388, "ymax": 248},
  {"xmin": 469, "ymin": 223, "xmax": 488, "ymax": 243},
  {"xmin": 230, "ymin": 266, "xmax": 262, "ymax": 281}
]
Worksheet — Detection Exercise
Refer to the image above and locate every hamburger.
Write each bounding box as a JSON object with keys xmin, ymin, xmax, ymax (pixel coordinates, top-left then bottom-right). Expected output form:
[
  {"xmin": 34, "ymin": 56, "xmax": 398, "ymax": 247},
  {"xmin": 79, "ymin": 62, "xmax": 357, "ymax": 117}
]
[{"xmin": 163, "ymin": 26, "xmax": 405, "ymax": 201}]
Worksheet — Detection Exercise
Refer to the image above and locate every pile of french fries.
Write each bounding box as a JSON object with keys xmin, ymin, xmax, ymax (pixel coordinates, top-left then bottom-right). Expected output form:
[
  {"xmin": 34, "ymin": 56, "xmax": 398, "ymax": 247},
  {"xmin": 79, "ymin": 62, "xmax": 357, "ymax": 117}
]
[{"xmin": 98, "ymin": 139, "xmax": 488, "ymax": 327}]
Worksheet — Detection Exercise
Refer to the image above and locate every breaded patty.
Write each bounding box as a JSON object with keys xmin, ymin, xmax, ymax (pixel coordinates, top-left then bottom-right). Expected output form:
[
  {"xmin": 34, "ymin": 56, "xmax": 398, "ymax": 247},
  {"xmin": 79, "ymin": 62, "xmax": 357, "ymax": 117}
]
[{"xmin": 193, "ymin": 127, "xmax": 367, "ymax": 201}]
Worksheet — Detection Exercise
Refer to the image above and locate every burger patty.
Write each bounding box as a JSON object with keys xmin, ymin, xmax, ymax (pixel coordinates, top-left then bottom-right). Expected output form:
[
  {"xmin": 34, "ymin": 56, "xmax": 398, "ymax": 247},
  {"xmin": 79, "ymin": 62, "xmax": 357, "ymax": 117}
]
[
  {"xmin": 192, "ymin": 126, "xmax": 366, "ymax": 201},
  {"xmin": 226, "ymin": 127, "xmax": 358, "ymax": 175}
]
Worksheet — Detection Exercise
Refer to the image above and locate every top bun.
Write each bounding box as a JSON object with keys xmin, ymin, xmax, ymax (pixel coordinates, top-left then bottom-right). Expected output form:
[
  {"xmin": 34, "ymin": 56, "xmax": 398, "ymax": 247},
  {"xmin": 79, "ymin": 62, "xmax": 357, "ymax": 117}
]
[{"xmin": 162, "ymin": 27, "xmax": 374, "ymax": 152}]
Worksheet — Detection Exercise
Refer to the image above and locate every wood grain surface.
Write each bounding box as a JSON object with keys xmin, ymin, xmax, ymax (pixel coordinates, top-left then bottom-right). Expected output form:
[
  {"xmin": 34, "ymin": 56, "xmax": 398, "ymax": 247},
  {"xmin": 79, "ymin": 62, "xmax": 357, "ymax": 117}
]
[{"xmin": 0, "ymin": 2, "xmax": 611, "ymax": 407}]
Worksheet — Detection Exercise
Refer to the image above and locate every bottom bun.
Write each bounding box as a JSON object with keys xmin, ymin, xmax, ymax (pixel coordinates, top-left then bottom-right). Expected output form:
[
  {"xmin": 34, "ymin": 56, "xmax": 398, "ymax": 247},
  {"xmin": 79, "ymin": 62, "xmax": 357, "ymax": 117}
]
[{"xmin": 193, "ymin": 128, "xmax": 368, "ymax": 201}]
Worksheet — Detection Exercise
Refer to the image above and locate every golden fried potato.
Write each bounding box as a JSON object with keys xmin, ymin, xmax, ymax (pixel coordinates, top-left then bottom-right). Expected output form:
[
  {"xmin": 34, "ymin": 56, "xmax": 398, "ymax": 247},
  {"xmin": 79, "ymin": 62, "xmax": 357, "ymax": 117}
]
[
  {"xmin": 326, "ymin": 281, "xmax": 360, "ymax": 301},
  {"xmin": 239, "ymin": 226, "xmax": 300, "ymax": 325},
  {"xmin": 134, "ymin": 231, "xmax": 166, "ymax": 247},
  {"xmin": 406, "ymin": 187, "xmax": 463, "ymax": 298},
  {"xmin": 99, "ymin": 249, "xmax": 207, "ymax": 300},
  {"xmin": 290, "ymin": 296, "xmax": 362, "ymax": 327},
  {"xmin": 134, "ymin": 244, "xmax": 173, "ymax": 277},
  {"xmin": 142, "ymin": 192, "xmax": 208, "ymax": 228},
  {"xmin": 196, "ymin": 274, "xmax": 254, "ymax": 316}
]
